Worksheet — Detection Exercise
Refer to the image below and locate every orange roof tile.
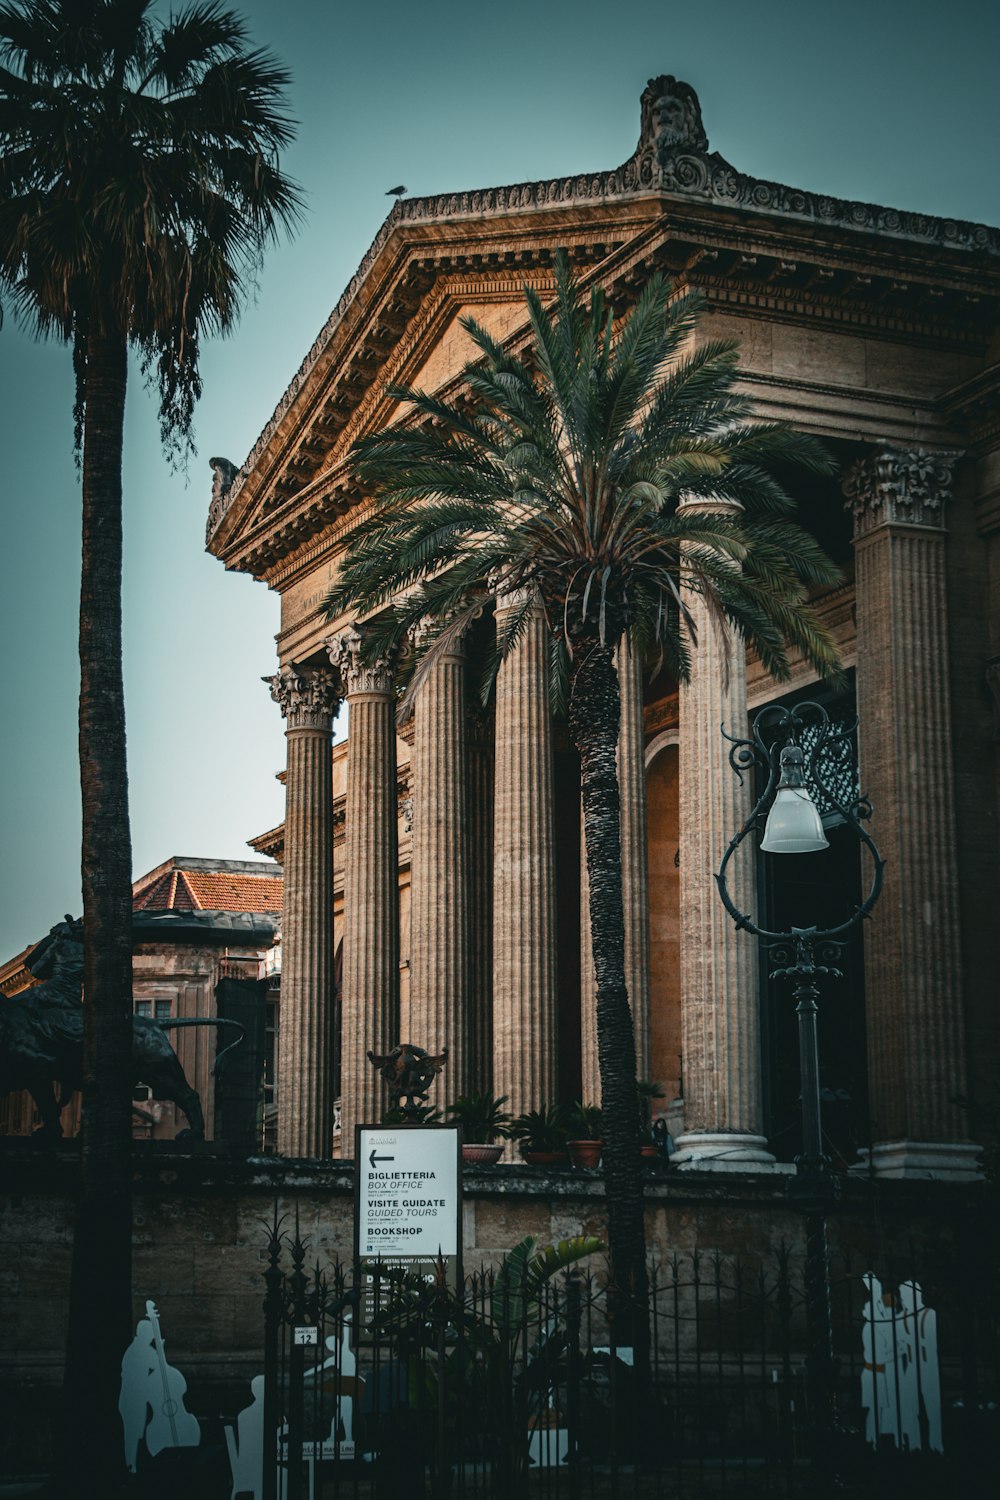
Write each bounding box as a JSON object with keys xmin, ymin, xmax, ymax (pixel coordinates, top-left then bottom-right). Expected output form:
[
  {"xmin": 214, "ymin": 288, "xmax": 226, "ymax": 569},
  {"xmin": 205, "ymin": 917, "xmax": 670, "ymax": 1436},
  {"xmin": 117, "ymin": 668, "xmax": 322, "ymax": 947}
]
[{"xmin": 133, "ymin": 866, "xmax": 282, "ymax": 915}]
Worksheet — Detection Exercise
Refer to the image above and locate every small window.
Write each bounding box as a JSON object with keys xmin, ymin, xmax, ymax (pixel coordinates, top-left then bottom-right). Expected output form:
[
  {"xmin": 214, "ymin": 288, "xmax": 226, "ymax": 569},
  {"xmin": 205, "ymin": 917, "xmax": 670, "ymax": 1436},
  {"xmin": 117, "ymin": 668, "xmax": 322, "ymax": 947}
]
[
  {"xmin": 134, "ymin": 1001, "xmax": 152, "ymax": 1018},
  {"xmin": 133, "ymin": 1084, "xmax": 152, "ymax": 1102},
  {"xmin": 154, "ymin": 999, "xmax": 172, "ymax": 1022}
]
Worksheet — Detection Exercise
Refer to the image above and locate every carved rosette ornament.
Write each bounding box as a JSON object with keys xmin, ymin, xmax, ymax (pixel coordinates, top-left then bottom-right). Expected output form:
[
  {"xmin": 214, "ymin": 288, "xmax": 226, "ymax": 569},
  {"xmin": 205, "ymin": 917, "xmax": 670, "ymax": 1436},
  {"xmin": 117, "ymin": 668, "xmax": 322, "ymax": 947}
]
[
  {"xmin": 327, "ymin": 626, "xmax": 394, "ymax": 696},
  {"xmin": 265, "ymin": 665, "xmax": 341, "ymax": 730},
  {"xmin": 843, "ymin": 446, "xmax": 962, "ymax": 535}
]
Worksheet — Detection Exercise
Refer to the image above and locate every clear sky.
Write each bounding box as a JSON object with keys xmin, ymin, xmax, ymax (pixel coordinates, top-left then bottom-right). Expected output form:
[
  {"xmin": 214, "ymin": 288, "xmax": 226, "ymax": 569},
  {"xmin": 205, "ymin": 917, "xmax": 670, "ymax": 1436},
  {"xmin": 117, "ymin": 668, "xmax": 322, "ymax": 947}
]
[{"xmin": 1, "ymin": 0, "xmax": 998, "ymax": 957}]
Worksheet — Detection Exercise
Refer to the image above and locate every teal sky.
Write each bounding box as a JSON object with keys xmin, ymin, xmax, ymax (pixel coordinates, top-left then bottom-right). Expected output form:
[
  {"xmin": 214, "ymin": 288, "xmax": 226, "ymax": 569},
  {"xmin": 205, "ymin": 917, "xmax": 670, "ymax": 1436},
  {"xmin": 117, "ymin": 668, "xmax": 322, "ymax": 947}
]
[{"xmin": 1, "ymin": 0, "xmax": 998, "ymax": 957}]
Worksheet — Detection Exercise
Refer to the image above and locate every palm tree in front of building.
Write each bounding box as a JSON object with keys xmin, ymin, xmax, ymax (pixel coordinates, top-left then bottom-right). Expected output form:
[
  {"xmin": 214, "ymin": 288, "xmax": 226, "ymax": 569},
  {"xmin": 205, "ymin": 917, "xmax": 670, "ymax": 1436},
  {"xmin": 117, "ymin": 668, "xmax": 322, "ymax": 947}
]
[
  {"xmin": 326, "ymin": 254, "xmax": 841, "ymax": 1366},
  {"xmin": 0, "ymin": 0, "xmax": 301, "ymax": 1481}
]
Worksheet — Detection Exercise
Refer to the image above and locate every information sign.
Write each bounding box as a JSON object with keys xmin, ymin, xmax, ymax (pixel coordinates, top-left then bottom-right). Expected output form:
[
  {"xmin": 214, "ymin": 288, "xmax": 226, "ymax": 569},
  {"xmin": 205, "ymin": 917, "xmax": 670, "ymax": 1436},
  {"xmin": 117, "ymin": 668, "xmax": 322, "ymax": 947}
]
[
  {"xmin": 356, "ymin": 1124, "xmax": 460, "ymax": 1257},
  {"xmin": 354, "ymin": 1124, "xmax": 463, "ymax": 1339}
]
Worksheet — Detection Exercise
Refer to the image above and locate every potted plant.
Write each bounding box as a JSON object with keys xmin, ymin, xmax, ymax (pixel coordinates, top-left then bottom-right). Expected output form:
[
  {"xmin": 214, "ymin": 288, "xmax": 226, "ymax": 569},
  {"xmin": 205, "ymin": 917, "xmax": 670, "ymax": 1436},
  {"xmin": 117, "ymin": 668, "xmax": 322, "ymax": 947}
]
[
  {"xmin": 511, "ymin": 1106, "xmax": 571, "ymax": 1167},
  {"xmin": 636, "ymin": 1079, "xmax": 667, "ymax": 1158},
  {"xmin": 566, "ymin": 1103, "xmax": 603, "ymax": 1169},
  {"xmin": 445, "ymin": 1091, "xmax": 513, "ymax": 1163}
]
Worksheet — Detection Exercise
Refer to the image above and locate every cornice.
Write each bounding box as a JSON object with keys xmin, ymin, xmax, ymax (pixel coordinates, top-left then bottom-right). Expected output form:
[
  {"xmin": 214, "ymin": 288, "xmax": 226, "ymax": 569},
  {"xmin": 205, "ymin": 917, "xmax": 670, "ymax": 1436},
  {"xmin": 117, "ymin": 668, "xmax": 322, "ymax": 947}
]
[{"xmin": 207, "ymin": 77, "xmax": 1000, "ymax": 579}]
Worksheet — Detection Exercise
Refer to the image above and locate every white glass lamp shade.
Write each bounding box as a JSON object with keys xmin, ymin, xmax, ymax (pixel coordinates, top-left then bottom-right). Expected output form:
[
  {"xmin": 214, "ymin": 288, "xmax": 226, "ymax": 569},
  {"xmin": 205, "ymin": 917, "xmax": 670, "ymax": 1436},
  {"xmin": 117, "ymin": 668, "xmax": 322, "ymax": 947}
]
[{"xmin": 760, "ymin": 786, "xmax": 829, "ymax": 854}]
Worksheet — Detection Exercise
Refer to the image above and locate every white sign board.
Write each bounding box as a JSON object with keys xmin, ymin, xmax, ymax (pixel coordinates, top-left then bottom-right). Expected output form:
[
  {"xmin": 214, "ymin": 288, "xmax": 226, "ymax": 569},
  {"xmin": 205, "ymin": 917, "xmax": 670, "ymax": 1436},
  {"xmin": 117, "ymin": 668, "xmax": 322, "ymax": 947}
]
[{"xmin": 356, "ymin": 1125, "xmax": 460, "ymax": 1259}]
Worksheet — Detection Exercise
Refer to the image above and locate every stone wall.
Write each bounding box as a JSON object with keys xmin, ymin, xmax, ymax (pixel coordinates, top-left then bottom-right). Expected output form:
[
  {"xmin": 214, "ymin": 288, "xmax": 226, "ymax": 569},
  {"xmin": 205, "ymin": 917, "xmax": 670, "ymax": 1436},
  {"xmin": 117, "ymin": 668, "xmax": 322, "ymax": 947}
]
[{"xmin": 3, "ymin": 1143, "xmax": 985, "ymax": 1396}]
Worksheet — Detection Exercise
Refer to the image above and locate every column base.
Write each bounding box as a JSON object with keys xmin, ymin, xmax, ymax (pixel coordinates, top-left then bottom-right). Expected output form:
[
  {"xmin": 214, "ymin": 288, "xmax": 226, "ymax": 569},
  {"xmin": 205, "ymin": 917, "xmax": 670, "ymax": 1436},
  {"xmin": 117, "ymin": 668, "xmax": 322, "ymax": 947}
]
[
  {"xmin": 672, "ymin": 1132, "xmax": 792, "ymax": 1173},
  {"xmin": 852, "ymin": 1140, "xmax": 983, "ymax": 1181}
]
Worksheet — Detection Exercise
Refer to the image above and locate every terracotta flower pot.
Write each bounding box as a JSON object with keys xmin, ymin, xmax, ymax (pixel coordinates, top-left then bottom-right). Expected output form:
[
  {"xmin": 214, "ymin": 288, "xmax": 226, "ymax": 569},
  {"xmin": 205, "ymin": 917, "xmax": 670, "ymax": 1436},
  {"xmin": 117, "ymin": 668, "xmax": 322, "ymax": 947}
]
[
  {"xmin": 520, "ymin": 1148, "xmax": 571, "ymax": 1168},
  {"xmin": 567, "ymin": 1139, "xmax": 602, "ymax": 1169},
  {"xmin": 462, "ymin": 1143, "xmax": 504, "ymax": 1165}
]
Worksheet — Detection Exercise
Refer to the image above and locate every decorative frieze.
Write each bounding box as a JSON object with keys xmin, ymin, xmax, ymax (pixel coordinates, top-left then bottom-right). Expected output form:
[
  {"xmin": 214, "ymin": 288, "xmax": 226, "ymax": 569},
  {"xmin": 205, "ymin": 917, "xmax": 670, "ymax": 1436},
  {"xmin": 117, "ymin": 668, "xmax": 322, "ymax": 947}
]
[{"xmin": 843, "ymin": 446, "xmax": 962, "ymax": 534}]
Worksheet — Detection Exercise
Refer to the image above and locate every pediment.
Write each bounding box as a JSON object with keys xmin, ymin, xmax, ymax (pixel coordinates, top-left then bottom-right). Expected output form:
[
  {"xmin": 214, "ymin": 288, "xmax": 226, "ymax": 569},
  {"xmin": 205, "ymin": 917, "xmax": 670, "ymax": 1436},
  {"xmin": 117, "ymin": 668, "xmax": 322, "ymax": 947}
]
[{"xmin": 403, "ymin": 299, "xmax": 529, "ymax": 397}]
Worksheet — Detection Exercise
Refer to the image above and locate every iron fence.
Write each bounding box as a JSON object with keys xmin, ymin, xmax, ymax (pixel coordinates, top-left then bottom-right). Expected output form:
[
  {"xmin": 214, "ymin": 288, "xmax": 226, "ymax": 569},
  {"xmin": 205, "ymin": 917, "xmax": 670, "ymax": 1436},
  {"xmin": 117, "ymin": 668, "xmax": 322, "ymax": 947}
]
[{"xmin": 242, "ymin": 1213, "xmax": 998, "ymax": 1499}]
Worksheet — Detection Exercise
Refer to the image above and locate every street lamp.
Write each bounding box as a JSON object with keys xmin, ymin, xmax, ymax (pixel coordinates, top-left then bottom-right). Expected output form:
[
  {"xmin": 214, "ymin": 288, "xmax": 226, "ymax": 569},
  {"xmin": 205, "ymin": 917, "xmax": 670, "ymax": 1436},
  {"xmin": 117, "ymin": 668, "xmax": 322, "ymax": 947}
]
[{"xmin": 714, "ymin": 700, "xmax": 884, "ymax": 1437}]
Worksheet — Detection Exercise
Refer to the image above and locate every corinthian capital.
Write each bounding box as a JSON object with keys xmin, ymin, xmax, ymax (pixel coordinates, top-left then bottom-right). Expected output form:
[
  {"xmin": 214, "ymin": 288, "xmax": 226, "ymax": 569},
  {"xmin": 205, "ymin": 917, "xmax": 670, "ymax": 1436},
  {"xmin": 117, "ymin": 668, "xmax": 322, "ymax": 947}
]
[
  {"xmin": 327, "ymin": 625, "xmax": 394, "ymax": 696},
  {"xmin": 265, "ymin": 665, "xmax": 341, "ymax": 730},
  {"xmin": 843, "ymin": 445, "xmax": 962, "ymax": 536}
]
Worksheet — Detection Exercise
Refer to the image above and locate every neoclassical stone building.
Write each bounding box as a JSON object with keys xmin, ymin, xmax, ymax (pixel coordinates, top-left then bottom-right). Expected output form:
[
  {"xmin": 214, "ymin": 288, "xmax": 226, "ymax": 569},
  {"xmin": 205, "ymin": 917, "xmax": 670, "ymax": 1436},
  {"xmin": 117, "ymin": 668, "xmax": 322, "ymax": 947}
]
[{"xmin": 208, "ymin": 77, "xmax": 999, "ymax": 1178}]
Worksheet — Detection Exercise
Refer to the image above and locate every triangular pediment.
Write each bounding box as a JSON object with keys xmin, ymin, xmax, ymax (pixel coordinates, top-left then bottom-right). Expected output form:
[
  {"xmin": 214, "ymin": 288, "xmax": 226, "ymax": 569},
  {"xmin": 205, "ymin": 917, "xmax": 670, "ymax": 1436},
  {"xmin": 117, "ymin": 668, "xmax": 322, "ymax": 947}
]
[{"xmin": 404, "ymin": 299, "xmax": 528, "ymax": 397}]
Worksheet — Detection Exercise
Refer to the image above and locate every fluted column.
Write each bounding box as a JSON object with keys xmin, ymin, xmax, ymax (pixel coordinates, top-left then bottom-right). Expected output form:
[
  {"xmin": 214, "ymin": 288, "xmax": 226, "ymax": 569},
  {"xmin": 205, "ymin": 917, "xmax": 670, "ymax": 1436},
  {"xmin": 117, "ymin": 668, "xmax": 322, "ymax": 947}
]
[
  {"xmin": 493, "ymin": 592, "xmax": 558, "ymax": 1119},
  {"xmin": 845, "ymin": 446, "xmax": 979, "ymax": 1178},
  {"xmin": 673, "ymin": 497, "xmax": 773, "ymax": 1167},
  {"xmin": 329, "ymin": 628, "xmax": 399, "ymax": 1148},
  {"xmin": 409, "ymin": 626, "xmax": 471, "ymax": 1103},
  {"xmin": 266, "ymin": 665, "xmax": 341, "ymax": 1158},
  {"xmin": 468, "ymin": 707, "xmax": 494, "ymax": 1091}
]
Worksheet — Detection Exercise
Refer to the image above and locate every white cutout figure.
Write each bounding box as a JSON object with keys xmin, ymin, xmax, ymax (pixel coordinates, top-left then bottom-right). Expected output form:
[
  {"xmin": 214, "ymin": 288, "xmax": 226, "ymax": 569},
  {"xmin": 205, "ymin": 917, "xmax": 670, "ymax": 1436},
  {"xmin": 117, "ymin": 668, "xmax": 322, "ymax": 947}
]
[
  {"xmin": 120, "ymin": 1317, "xmax": 157, "ymax": 1471},
  {"xmin": 225, "ymin": 1375, "xmax": 265, "ymax": 1500},
  {"xmin": 143, "ymin": 1300, "xmax": 201, "ymax": 1457},
  {"xmin": 527, "ymin": 1390, "xmax": 569, "ymax": 1468},
  {"xmin": 304, "ymin": 1314, "xmax": 362, "ymax": 1453},
  {"xmin": 119, "ymin": 1301, "xmax": 200, "ymax": 1469},
  {"xmin": 861, "ymin": 1274, "xmax": 943, "ymax": 1453},
  {"xmin": 861, "ymin": 1274, "xmax": 899, "ymax": 1448},
  {"xmin": 899, "ymin": 1281, "xmax": 943, "ymax": 1453}
]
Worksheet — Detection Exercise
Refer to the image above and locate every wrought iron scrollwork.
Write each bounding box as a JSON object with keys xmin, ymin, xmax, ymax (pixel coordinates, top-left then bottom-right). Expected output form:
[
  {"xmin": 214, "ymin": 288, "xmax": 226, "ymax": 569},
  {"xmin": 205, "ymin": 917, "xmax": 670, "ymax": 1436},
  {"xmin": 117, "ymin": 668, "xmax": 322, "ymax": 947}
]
[{"xmin": 715, "ymin": 701, "xmax": 885, "ymax": 948}]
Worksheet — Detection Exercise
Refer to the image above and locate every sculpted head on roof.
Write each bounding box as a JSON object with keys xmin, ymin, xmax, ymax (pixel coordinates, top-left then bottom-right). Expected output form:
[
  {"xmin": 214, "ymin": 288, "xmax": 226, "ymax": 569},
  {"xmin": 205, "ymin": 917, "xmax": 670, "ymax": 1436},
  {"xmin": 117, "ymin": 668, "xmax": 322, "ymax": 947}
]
[{"xmin": 639, "ymin": 75, "xmax": 709, "ymax": 160}]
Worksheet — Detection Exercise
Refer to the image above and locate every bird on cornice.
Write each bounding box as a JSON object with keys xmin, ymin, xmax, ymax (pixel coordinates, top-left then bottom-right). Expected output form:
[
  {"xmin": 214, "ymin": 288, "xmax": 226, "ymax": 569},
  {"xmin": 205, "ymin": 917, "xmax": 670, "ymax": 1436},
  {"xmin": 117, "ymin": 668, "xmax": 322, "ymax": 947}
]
[{"xmin": 386, "ymin": 184, "xmax": 407, "ymax": 197}]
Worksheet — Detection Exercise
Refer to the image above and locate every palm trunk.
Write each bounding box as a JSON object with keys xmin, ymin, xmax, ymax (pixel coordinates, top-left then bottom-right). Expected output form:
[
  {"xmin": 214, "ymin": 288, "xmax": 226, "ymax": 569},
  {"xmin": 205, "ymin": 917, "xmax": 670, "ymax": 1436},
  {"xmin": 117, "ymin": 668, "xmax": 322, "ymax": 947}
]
[
  {"xmin": 59, "ymin": 328, "xmax": 133, "ymax": 1491},
  {"xmin": 568, "ymin": 639, "xmax": 650, "ymax": 1375}
]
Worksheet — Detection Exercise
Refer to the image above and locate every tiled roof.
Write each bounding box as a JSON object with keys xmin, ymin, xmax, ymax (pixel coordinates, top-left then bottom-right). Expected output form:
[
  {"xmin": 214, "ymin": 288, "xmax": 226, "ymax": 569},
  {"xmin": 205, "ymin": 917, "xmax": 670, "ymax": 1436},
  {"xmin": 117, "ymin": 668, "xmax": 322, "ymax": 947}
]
[{"xmin": 133, "ymin": 865, "xmax": 282, "ymax": 915}]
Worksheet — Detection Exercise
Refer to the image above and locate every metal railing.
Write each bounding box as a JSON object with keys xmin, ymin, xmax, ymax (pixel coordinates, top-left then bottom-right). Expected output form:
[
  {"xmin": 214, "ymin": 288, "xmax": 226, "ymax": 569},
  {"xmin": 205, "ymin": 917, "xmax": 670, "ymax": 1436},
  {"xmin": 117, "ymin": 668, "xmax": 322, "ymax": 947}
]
[{"xmin": 250, "ymin": 1214, "xmax": 998, "ymax": 1499}]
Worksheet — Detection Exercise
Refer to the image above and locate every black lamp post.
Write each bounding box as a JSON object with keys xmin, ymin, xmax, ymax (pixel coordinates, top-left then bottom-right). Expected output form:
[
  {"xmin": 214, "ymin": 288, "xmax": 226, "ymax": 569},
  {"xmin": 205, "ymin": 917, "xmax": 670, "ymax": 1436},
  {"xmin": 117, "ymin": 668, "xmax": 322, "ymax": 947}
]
[{"xmin": 714, "ymin": 700, "xmax": 884, "ymax": 1438}]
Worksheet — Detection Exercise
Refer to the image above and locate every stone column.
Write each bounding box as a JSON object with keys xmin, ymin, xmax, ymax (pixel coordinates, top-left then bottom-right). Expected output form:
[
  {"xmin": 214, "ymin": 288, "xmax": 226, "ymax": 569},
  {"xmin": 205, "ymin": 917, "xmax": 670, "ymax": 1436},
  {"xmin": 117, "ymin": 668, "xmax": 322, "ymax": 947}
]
[
  {"xmin": 467, "ymin": 707, "xmax": 494, "ymax": 1091},
  {"xmin": 329, "ymin": 628, "xmax": 399, "ymax": 1147},
  {"xmin": 409, "ymin": 626, "xmax": 471, "ymax": 1104},
  {"xmin": 673, "ymin": 497, "xmax": 774, "ymax": 1168},
  {"xmin": 266, "ymin": 665, "xmax": 341, "ymax": 1158},
  {"xmin": 845, "ymin": 445, "xmax": 979, "ymax": 1179},
  {"xmin": 493, "ymin": 591, "xmax": 558, "ymax": 1120},
  {"xmin": 579, "ymin": 638, "xmax": 652, "ymax": 1101}
]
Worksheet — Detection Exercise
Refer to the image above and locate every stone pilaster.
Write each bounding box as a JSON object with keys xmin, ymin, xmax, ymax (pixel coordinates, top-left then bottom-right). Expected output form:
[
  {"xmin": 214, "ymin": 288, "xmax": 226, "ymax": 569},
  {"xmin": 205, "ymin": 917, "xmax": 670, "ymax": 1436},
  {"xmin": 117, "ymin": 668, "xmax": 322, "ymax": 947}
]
[
  {"xmin": 467, "ymin": 707, "xmax": 494, "ymax": 1091},
  {"xmin": 266, "ymin": 665, "xmax": 341, "ymax": 1158},
  {"xmin": 844, "ymin": 445, "xmax": 979, "ymax": 1179},
  {"xmin": 328, "ymin": 628, "xmax": 399, "ymax": 1148},
  {"xmin": 673, "ymin": 498, "xmax": 774, "ymax": 1168},
  {"xmin": 409, "ymin": 626, "xmax": 471, "ymax": 1104},
  {"xmin": 492, "ymin": 592, "xmax": 558, "ymax": 1120}
]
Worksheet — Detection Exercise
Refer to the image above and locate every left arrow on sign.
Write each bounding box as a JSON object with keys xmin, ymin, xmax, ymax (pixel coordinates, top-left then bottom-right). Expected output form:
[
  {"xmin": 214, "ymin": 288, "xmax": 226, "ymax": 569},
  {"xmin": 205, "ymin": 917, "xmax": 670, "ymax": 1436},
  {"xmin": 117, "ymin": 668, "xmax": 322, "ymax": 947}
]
[{"xmin": 369, "ymin": 1150, "xmax": 395, "ymax": 1168}]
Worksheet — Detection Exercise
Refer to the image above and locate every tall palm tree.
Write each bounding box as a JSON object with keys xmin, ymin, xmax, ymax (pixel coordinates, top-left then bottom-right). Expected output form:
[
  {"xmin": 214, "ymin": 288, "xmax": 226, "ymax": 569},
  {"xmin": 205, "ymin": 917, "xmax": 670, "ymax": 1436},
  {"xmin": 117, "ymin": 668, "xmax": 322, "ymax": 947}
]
[
  {"xmin": 327, "ymin": 255, "xmax": 841, "ymax": 1364},
  {"xmin": 0, "ymin": 0, "xmax": 300, "ymax": 1481}
]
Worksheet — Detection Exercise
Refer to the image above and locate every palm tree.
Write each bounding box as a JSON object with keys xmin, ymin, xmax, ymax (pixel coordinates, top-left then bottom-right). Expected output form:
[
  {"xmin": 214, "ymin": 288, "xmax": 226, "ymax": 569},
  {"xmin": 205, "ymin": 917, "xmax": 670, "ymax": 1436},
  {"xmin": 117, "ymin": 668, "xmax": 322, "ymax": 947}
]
[
  {"xmin": 0, "ymin": 0, "xmax": 300, "ymax": 1481},
  {"xmin": 326, "ymin": 254, "xmax": 841, "ymax": 1365}
]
